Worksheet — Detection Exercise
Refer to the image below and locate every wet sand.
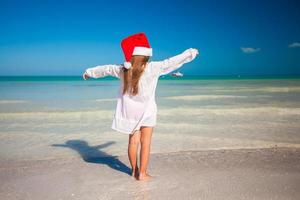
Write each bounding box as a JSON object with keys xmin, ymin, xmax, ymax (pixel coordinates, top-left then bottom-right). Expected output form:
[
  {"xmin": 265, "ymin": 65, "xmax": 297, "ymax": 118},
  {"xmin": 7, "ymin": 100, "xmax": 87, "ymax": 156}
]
[{"xmin": 1, "ymin": 147, "xmax": 299, "ymax": 200}]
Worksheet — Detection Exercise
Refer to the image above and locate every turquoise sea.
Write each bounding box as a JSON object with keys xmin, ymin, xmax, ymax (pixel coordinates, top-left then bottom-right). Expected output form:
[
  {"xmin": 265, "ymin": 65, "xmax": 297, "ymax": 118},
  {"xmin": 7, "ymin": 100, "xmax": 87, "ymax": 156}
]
[{"xmin": 1, "ymin": 75, "xmax": 300, "ymax": 162}]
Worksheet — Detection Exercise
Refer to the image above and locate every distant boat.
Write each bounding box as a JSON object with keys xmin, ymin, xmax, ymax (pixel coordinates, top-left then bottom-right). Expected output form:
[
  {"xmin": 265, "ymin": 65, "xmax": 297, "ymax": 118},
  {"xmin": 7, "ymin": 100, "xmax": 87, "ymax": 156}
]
[{"xmin": 171, "ymin": 71, "xmax": 183, "ymax": 77}]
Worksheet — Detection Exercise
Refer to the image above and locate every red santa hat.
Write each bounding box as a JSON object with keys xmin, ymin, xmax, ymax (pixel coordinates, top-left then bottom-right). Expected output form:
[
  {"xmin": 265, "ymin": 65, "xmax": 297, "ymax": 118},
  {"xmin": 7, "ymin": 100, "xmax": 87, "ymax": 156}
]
[{"xmin": 121, "ymin": 32, "xmax": 152, "ymax": 69}]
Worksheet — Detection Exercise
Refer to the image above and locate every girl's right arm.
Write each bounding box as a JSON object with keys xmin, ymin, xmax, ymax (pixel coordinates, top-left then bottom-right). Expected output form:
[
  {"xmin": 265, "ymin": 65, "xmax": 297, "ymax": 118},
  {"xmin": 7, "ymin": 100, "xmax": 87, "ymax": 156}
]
[
  {"xmin": 83, "ymin": 64, "xmax": 123, "ymax": 80},
  {"xmin": 153, "ymin": 48, "xmax": 199, "ymax": 76}
]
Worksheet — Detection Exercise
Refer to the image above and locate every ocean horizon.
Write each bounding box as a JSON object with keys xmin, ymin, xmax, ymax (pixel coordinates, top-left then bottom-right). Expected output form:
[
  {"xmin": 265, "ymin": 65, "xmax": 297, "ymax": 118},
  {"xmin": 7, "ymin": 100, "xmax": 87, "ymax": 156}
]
[{"xmin": 0, "ymin": 74, "xmax": 300, "ymax": 82}]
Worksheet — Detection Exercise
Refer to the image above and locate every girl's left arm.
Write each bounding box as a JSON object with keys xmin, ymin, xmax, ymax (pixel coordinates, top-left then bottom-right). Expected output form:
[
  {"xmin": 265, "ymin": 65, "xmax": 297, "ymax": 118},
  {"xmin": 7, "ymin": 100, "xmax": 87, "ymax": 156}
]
[
  {"xmin": 152, "ymin": 48, "xmax": 199, "ymax": 76},
  {"xmin": 84, "ymin": 64, "xmax": 123, "ymax": 79}
]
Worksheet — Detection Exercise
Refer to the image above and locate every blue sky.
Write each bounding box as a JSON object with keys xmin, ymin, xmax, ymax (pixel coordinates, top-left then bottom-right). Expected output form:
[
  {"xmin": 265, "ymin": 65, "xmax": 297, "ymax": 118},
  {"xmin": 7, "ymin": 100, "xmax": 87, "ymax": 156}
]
[{"xmin": 0, "ymin": 0, "xmax": 299, "ymax": 76}]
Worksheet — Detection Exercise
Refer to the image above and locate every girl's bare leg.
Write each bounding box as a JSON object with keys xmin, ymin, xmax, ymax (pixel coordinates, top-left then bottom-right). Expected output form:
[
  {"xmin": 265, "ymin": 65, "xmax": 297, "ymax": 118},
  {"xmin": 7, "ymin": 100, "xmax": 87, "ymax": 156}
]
[
  {"xmin": 138, "ymin": 126, "xmax": 153, "ymax": 181},
  {"xmin": 128, "ymin": 130, "xmax": 140, "ymax": 178}
]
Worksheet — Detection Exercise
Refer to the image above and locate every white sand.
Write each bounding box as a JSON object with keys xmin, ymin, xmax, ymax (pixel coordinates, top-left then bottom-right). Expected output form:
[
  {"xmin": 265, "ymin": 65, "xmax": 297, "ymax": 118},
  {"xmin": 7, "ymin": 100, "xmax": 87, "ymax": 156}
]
[{"xmin": 1, "ymin": 147, "xmax": 299, "ymax": 200}]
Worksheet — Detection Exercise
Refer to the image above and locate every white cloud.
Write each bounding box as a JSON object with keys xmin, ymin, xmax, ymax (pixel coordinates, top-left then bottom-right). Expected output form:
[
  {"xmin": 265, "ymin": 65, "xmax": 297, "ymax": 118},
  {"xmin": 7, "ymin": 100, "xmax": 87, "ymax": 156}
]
[
  {"xmin": 241, "ymin": 47, "xmax": 260, "ymax": 54},
  {"xmin": 288, "ymin": 42, "xmax": 300, "ymax": 48}
]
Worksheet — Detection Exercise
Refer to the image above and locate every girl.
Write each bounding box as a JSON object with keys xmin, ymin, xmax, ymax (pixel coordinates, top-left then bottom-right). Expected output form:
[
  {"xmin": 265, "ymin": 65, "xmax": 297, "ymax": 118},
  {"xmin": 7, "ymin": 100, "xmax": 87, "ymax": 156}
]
[{"xmin": 83, "ymin": 33, "xmax": 199, "ymax": 181}]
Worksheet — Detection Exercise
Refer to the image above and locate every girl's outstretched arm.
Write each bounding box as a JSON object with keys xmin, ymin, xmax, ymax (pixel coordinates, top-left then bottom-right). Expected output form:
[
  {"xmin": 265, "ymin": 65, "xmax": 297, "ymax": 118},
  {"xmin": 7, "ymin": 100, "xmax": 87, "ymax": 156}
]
[
  {"xmin": 83, "ymin": 64, "xmax": 123, "ymax": 80},
  {"xmin": 154, "ymin": 48, "xmax": 199, "ymax": 76}
]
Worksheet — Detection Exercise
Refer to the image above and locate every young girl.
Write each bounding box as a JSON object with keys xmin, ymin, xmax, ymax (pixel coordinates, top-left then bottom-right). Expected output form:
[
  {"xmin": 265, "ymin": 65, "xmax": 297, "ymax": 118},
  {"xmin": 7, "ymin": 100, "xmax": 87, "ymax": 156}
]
[{"xmin": 83, "ymin": 33, "xmax": 199, "ymax": 181}]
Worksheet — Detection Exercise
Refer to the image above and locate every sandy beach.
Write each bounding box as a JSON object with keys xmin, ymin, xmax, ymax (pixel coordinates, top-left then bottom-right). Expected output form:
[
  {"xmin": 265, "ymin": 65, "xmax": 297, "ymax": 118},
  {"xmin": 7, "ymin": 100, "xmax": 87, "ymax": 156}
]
[{"xmin": 1, "ymin": 147, "xmax": 299, "ymax": 200}]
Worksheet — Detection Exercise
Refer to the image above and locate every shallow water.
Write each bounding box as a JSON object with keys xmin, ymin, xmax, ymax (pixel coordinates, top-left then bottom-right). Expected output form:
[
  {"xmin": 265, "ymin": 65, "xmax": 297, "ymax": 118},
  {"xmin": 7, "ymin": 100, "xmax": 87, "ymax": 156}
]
[{"xmin": 1, "ymin": 76, "xmax": 300, "ymax": 161}]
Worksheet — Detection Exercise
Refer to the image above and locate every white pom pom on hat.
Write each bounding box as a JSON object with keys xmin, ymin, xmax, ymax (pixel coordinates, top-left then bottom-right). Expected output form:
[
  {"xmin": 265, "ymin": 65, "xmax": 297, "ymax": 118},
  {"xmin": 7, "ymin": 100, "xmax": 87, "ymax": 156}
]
[
  {"xmin": 121, "ymin": 32, "xmax": 152, "ymax": 69},
  {"xmin": 123, "ymin": 62, "xmax": 132, "ymax": 69}
]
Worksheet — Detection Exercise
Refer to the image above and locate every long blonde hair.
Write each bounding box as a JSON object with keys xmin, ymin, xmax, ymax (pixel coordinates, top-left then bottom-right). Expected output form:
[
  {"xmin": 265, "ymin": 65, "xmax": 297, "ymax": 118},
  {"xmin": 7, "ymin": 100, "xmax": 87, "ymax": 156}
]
[{"xmin": 123, "ymin": 55, "xmax": 150, "ymax": 96}]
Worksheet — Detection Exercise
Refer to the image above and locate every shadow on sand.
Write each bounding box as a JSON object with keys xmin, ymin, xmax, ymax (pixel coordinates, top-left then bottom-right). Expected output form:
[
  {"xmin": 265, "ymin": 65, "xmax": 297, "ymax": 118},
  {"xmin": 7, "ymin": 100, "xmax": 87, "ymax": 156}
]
[{"xmin": 51, "ymin": 140, "xmax": 131, "ymax": 175}]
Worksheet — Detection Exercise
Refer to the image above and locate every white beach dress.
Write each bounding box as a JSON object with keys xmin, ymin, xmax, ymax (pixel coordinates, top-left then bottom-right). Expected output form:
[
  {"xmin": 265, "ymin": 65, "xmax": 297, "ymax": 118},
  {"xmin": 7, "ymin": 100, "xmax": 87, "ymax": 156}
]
[{"xmin": 85, "ymin": 48, "xmax": 198, "ymax": 134}]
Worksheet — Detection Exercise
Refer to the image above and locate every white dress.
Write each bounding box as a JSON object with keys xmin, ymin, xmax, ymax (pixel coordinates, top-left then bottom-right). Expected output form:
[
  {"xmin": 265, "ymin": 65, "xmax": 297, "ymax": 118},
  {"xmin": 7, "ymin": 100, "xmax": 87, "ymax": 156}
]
[{"xmin": 85, "ymin": 48, "xmax": 198, "ymax": 134}]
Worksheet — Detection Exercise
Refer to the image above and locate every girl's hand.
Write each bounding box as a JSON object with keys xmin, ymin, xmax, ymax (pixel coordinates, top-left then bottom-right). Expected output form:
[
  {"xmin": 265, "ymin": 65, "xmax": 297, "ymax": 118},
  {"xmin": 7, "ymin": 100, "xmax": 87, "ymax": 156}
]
[
  {"xmin": 188, "ymin": 48, "xmax": 199, "ymax": 57},
  {"xmin": 82, "ymin": 72, "xmax": 90, "ymax": 80},
  {"xmin": 193, "ymin": 48, "xmax": 199, "ymax": 56}
]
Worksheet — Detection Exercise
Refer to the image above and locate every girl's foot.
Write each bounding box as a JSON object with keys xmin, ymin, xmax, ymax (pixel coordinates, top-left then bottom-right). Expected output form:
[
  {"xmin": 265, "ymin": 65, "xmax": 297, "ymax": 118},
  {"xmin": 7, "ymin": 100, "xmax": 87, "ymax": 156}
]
[
  {"xmin": 131, "ymin": 168, "xmax": 139, "ymax": 179},
  {"xmin": 138, "ymin": 172, "xmax": 152, "ymax": 181}
]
